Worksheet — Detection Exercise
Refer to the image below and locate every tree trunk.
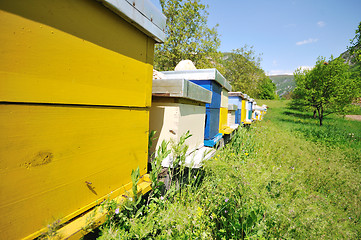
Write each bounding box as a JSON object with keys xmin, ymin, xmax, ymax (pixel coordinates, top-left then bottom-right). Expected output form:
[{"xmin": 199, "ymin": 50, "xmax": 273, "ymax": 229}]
[
  {"xmin": 313, "ymin": 109, "xmax": 317, "ymax": 118},
  {"xmin": 318, "ymin": 106, "xmax": 324, "ymax": 126}
]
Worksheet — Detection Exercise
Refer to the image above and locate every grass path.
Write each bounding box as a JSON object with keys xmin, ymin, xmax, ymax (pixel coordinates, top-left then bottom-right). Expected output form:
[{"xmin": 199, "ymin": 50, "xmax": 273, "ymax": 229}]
[
  {"xmin": 233, "ymin": 100, "xmax": 361, "ymax": 238},
  {"xmin": 96, "ymin": 100, "xmax": 361, "ymax": 239}
]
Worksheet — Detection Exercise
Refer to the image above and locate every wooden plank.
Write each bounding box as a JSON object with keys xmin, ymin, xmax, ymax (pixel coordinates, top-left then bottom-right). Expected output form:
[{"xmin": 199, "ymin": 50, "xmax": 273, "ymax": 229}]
[
  {"xmin": 149, "ymin": 102, "xmax": 206, "ymax": 157},
  {"xmin": 0, "ymin": 1, "xmax": 154, "ymax": 107},
  {"xmin": 0, "ymin": 104, "xmax": 149, "ymax": 240},
  {"xmin": 220, "ymin": 89, "xmax": 229, "ymax": 108},
  {"xmin": 152, "ymin": 79, "xmax": 212, "ymax": 103},
  {"xmin": 241, "ymin": 100, "xmax": 247, "ymax": 123},
  {"xmin": 219, "ymin": 107, "xmax": 229, "ymax": 134}
]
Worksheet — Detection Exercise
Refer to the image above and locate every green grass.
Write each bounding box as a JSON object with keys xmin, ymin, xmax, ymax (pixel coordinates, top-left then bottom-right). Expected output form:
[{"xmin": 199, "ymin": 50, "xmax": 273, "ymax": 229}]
[{"xmin": 95, "ymin": 100, "xmax": 361, "ymax": 239}]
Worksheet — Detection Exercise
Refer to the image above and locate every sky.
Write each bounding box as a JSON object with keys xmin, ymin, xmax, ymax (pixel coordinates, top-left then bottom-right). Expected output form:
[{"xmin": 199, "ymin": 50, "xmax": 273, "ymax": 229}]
[{"xmin": 149, "ymin": 0, "xmax": 361, "ymax": 75}]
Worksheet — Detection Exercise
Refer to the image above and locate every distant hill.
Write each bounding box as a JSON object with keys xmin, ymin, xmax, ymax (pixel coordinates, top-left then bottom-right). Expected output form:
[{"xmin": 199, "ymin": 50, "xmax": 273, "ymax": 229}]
[
  {"xmin": 340, "ymin": 43, "xmax": 361, "ymax": 74},
  {"xmin": 269, "ymin": 75, "xmax": 295, "ymax": 96}
]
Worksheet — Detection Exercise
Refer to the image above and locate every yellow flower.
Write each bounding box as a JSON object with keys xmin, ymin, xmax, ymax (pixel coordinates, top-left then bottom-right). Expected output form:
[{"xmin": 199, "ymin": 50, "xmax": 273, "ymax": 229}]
[
  {"xmin": 245, "ymin": 153, "xmax": 249, "ymax": 156},
  {"xmin": 197, "ymin": 207, "xmax": 203, "ymax": 217}
]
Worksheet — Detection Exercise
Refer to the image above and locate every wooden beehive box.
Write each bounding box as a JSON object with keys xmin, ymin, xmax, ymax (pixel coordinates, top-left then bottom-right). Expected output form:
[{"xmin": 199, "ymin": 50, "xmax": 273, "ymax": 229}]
[
  {"xmin": 228, "ymin": 92, "xmax": 244, "ymax": 125},
  {"xmin": 227, "ymin": 104, "xmax": 238, "ymax": 126},
  {"xmin": 221, "ymin": 89, "xmax": 229, "ymax": 108},
  {"xmin": 149, "ymin": 79, "xmax": 212, "ymax": 158},
  {"xmin": 247, "ymin": 98, "xmax": 254, "ymax": 122},
  {"xmin": 161, "ymin": 69, "xmax": 232, "ymax": 142},
  {"xmin": 0, "ymin": 0, "xmax": 165, "ymax": 239}
]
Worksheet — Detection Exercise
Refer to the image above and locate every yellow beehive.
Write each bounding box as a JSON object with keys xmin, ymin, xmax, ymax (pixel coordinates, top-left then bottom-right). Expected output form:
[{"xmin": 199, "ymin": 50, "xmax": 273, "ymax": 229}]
[
  {"xmin": 0, "ymin": 0, "xmax": 165, "ymax": 239},
  {"xmin": 241, "ymin": 99, "xmax": 247, "ymax": 123},
  {"xmin": 219, "ymin": 107, "xmax": 232, "ymax": 134}
]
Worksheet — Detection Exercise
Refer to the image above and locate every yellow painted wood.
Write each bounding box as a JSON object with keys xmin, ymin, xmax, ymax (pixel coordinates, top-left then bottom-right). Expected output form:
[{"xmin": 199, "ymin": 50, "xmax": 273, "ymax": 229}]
[
  {"xmin": 219, "ymin": 107, "xmax": 229, "ymax": 134},
  {"xmin": 0, "ymin": 104, "xmax": 149, "ymax": 240},
  {"xmin": 55, "ymin": 175, "xmax": 151, "ymax": 240},
  {"xmin": 241, "ymin": 100, "xmax": 247, "ymax": 123},
  {"xmin": 222, "ymin": 127, "xmax": 234, "ymax": 135},
  {"xmin": 0, "ymin": 0, "xmax": 155, "ymax": 107}
]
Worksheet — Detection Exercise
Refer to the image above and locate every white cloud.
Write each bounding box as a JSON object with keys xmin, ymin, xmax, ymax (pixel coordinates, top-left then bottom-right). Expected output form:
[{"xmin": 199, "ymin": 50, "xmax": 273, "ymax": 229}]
[
  {"xmin": 317, "ymin": 21, "xmax": 326, "ymax": 27},
  {"xmin": 267, "ymin": 70, "xmax": 294, "ymax": 76},
  {"xmin": 296, "ymin": 38, "xmax": 318, "ymax": 46},
  {"xmin": 267, "ymin": 66, "xmax": 314, "ymax": 76}
]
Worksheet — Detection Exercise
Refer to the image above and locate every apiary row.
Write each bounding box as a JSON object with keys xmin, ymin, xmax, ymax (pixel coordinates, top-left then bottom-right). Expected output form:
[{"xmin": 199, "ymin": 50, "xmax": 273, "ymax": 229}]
[{"xmin": 0, "ymin": 0, "xmax": 266, "ymax": 239}]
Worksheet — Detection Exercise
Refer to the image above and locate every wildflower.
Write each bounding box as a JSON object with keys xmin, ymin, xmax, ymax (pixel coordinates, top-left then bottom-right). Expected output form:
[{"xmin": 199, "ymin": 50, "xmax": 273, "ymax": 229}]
[
  {"xmin": 245, "ymin": 153, "xmax": 249, "ymax": 156},
  {"xmin": 225, "ymin": 210, "xmax": 228, "ymax": 213},
  {"xmin": 115, "ymin": 208, "xmax": 120, "ymax": 214},
  {"xmin": 160, "ymin": 196, "xmax": 164, "ymax": 200},
  {"xmin": 225, "ymin": 198, "xmax": 229, "ymax": 202},
  {"xmin": 291, "ymin": 166, "xmax": 295, "ymax": 170},
  {"xmin": 197, "ymin": 206, "xmax": 203, "ymax": 217}
]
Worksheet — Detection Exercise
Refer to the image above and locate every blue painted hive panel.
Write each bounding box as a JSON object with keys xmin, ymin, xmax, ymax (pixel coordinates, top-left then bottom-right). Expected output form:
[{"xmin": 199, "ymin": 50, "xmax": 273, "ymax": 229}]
[
  {"xmin": 190, "ymin": 80, "xmax": 221, "ymax": 109},
  {"xmin": 235, "ymin": 109, "xmax": 241, "ymax": 124},
  {"xmin": 229, "ymin": 96, "xmax": 242, "ymax": 109},
  {"xmin": 204, "ymin": 108, "xmax": 220, "ymax": 139}
]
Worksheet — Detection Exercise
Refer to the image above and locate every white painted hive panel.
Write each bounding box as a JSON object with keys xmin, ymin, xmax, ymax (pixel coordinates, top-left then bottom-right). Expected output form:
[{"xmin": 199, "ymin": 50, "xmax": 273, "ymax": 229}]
[
  {"xmin": 221, "ymin": 89, "xmax": 229, "ymax": 108},
  {"xmin": 149, "ymin": 102, "xmax": 205, "ymax": 156}
]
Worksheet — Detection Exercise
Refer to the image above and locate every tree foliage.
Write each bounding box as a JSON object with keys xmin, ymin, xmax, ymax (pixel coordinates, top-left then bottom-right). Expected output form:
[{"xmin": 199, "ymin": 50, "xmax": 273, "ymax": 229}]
[
  {"xmin": 223, "ymin": 46, "xmax": 276, "ymax": 99},
  {"xmin": 348, "ymin": 21, "xmax": 361, "ymax": 63},
  {"xmin": 259, "ymin": 77, "xmax": 277, "ymax": 100},
  {"xmin": 347, "ymin": 22, "xmax": 361, "ymax": 98},
  {"xmin": 293, "ymin": 56, "xmax": 357, "ymax": 126},
  {"xmin": 154, "ymin": 0, "xmax": 221, "ymax": 71}
]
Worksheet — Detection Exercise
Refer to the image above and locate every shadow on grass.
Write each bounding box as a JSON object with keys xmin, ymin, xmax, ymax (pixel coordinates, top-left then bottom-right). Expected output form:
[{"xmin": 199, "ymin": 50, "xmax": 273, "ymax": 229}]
[
  {"xmin": 277, "ymin": 117, "xmax": 317, "ymax": 127},
  {"xmin": 282, "ymin": 110, "xmax": 315, "ymax": 120}
]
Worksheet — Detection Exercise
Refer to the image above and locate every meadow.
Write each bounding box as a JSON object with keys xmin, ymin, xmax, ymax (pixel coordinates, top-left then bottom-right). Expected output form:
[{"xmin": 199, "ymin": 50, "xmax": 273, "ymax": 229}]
[{"xmin": 93, "ymin": 100, "xmax": 361, "ymax": 239}]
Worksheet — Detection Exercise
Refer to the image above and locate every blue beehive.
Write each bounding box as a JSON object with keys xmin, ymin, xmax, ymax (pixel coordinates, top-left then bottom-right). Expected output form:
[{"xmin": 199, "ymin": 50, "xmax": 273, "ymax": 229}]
[
  {"xmin": 229, "ymin": 92, "xmax": 245, "ymax": 124},
  {"xmin": 190, "ymin": 80, "xmax": 222, "ymax": 109},
  {"xmin": 161, "ymin": 69, "xmax": 232, "ymax": 144},
  {"xmin": 205, "ymin": 108, "xmax": 220, "ymax": 139}
]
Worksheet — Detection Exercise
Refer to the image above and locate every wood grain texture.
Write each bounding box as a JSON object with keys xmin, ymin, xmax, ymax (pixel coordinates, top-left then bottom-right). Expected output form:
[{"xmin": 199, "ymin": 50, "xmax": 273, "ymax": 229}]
[
  {"xmin": 0, "ymin": 1, "xmax": 154, "ymax": 107},
  {"xmin": 0, "ymin": 104, "xmax": 149, "ymax": 239},
  {"xmin": 219, "ymin": 107, "xmax": 229, "ymax": 133}
]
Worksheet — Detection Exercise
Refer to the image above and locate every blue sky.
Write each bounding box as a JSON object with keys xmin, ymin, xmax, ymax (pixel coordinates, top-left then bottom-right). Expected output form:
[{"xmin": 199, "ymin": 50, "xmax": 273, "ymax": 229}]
[{"xmin": 150, "ymin": 0, "xmax": 361, "ymax": 75}]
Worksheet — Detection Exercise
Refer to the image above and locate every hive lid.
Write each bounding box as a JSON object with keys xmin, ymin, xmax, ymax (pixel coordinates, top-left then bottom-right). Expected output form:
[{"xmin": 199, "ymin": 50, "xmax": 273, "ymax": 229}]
[
  {"xmin": 229, "ymin": 91, "xmax": 249, "ymax": 100},
  {"xmin": 161, "ymin": 69, "xmax": 232, "ymax": 92},
  {"xmin": 98, "ymin": 0, "xmax": 166, "ymax": 42},
  {"xmin": 228, "ymin": 91, "xmax": 244, "ymax": 97},
  {"xmin": 152, "ymin": 78, "xmax": 212, "ymax": 103},
  {"xmin": 254, "ymin": 105, "xmax": 266, "ymax": 111},
  {"xmin": 228, "ymin": 104, "xmax": 238, "ymax": 111}
]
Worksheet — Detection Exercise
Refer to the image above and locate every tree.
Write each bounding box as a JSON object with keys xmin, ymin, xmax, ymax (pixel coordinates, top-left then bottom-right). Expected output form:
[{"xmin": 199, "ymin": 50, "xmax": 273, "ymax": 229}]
[
  {"xmin": 348, "ymin": 21, "xmax": 361, "ymax": 63},
  {"xmin": 347, "ymin": 22, "xmax": 361, "ymax": 98},
  {"xmin": 155, "ymin": 0, "xmax": 222, "ymax": 71},
  {"xmin": 293, "ymin": 56, "xmax": 357, "ymax": 126},
  {"xmin": 259, "ymin": 77, "xmax": 277, "ymax": 100},
  {"xmin": 223, "ymin": 46, "xmax": 273, "ymax": 98}
]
